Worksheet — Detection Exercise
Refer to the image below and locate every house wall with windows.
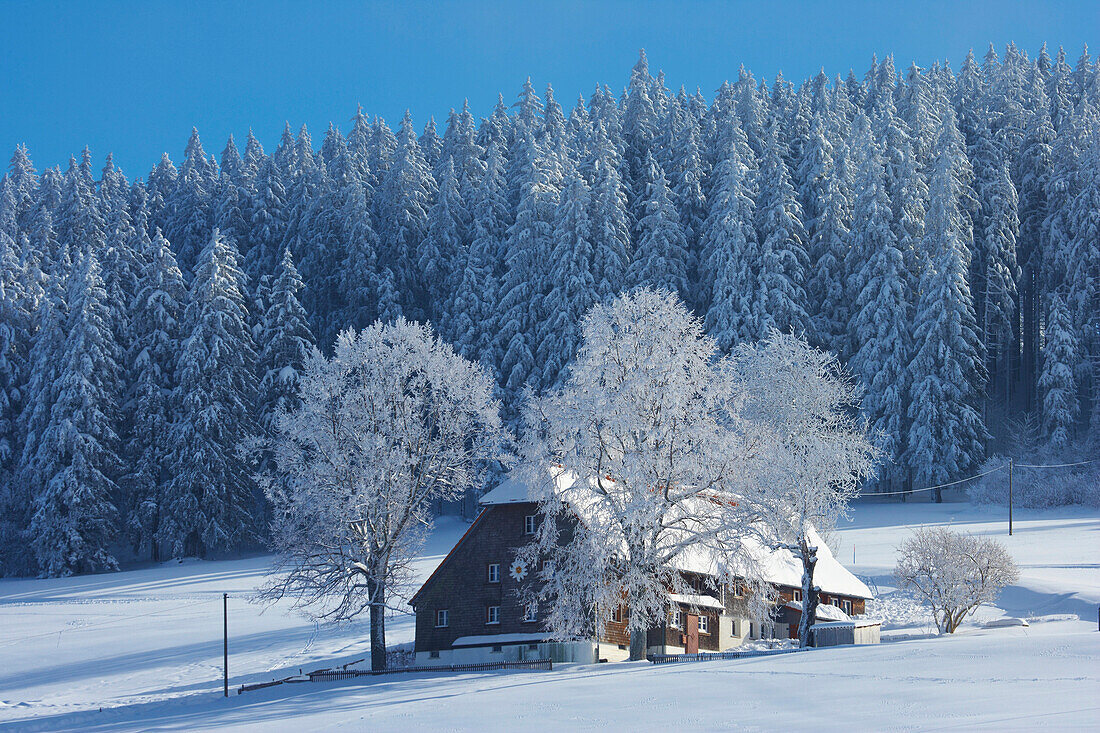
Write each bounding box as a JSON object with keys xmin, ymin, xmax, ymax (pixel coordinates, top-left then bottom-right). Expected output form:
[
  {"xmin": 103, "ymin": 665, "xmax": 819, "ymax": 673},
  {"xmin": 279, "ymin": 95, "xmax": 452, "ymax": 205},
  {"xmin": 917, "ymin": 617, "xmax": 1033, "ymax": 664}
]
[{"xmin": 412, "ymin": 477, "xmax": 877, "ymax": 664}]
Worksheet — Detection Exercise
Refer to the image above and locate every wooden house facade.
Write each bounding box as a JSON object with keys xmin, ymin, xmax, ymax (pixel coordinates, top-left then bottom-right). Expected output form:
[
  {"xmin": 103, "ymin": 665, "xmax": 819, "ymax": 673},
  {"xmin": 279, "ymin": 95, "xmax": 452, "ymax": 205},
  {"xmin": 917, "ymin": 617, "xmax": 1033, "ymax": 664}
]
[{"xmin": 411, "ymin": 476, "xmax": 875, "ymax": 665}]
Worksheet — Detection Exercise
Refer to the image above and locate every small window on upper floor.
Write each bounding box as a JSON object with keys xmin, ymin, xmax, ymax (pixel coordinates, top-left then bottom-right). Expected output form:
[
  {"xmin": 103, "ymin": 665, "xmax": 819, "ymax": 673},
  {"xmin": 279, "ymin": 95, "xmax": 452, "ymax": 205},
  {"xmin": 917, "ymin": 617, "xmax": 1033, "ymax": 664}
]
[
  {"xmin": 486, "ymin": 605, "xmax": 500, "ymax": 625},
  {"xmin": 793, "ymin": 589, "xmax": 802, "ymax": 602},
  {"xmin": 523, "ymin": 602, "xmax": 538, "ymax": 623},
  {"xmin": 524, "ymin": 515, "xmax": 537, "ymax": 535},
  {"xmin": 436, "ymin": 609, "xmax": 449, "ymax": 628},
  {"xmin": 487, "ymin": 563, "xmax": 500, "ymax": 583},
  {"xmin": 841, "ymin": 599, "xmax": 853, "ymax": 615},
  {"xmin": 611, "ymin": 605, "xmax": 624, "ymax": 624}
]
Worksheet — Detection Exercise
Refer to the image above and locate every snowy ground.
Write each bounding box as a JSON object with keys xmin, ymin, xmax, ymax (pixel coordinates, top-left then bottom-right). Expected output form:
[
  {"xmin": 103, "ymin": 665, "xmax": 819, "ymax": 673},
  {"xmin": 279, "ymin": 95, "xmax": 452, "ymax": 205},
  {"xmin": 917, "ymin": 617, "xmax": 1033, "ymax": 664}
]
[{"xmin": 1, "ymin": 502, "xmax": 1097, "ymax": 731}]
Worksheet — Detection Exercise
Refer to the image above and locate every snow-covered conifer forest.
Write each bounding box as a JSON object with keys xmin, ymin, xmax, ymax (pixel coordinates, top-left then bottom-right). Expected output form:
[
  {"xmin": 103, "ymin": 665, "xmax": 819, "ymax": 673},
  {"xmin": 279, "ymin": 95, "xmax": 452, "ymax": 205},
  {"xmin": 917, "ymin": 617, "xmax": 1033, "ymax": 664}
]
[{"xmin": 1, "ymin": 44, "xmax": 1098, "ymax": 578}]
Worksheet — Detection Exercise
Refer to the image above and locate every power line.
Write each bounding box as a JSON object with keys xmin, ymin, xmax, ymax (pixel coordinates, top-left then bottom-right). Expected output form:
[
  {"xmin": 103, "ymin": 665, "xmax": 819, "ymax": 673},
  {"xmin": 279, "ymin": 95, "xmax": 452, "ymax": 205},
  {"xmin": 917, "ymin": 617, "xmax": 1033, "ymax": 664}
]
[
  {"xmin": 860, "ymin": 464, "xmax": 1005, "ymax": 496},
  {"xmin": 860, "ymin": 454, "xmax": 1098, "ymax": 498},
  {"xmin": 1013, "ymin": 457, "xmax": 1099, "ymax": 469}
]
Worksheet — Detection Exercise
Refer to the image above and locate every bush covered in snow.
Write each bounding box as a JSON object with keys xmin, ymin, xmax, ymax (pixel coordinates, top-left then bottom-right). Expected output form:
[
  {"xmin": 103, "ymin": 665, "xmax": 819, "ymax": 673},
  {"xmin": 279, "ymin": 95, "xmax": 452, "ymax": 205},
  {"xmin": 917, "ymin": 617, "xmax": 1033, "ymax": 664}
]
[{"xmin": 894, "ymin": 527, "xmax": 1019, "ymax": 634}]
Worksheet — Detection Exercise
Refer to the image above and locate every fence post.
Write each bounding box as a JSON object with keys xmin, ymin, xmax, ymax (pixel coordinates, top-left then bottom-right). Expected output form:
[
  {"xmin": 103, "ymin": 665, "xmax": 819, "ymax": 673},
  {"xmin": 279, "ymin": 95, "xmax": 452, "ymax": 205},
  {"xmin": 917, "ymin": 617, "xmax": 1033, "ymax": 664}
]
[
  {"xmin": 223, "ymin": 593, "xmax": 229, "ymax": 698},
  {"xmin": 1008, "ymin": 458, "xmax": 1013, "ymax": 536}
]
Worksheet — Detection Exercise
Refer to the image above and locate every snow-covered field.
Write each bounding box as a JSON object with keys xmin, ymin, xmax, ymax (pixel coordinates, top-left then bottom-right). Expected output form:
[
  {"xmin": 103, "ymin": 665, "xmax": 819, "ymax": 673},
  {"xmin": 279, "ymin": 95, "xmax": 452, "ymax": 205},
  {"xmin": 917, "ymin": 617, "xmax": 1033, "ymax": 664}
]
[{"xmin": 2, "ymin": 502, "xmax": 1097, "ymax": 731}]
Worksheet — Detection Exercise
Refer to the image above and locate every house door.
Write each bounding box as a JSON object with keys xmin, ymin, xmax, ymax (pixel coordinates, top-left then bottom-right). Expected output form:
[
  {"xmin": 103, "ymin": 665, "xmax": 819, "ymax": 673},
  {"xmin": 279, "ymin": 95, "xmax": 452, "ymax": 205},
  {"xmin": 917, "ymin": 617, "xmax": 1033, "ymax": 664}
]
[{"xmin": 685, "ymin": 614, "xmax": 699, "ymax": 654}]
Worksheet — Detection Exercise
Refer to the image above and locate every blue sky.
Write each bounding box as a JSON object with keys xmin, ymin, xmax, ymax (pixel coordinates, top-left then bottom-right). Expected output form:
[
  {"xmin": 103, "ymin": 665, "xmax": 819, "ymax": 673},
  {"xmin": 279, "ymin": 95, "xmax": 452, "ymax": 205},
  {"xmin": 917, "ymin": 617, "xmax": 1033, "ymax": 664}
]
[{"xmin": 1, "ymin": 0, "xmax": 1095, "ymax": 178}]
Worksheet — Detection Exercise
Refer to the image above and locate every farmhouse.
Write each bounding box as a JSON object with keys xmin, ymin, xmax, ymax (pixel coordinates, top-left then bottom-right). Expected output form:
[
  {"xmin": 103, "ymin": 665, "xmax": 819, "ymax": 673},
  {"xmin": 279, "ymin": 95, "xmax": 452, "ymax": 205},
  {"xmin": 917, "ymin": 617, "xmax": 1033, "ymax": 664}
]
[{"xmin": 411, "ymin": 475, "xmax": 875, "ymax": 665}]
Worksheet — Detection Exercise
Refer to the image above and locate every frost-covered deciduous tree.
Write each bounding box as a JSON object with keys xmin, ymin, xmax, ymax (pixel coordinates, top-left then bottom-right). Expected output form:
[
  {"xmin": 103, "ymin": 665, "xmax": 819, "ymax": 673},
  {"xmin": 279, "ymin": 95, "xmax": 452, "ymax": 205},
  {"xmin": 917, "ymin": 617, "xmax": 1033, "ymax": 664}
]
[
  {"xmin": 518, "ymin": 290, "xmax": 772, "ymax": 660},
  {"xmin": 259, "ymin": 320, "xmax": 508, "ymax": 670},
  {"xmin": 734, "ymin": 332, "xmax": 876, "ymax": 647},
  {"xmin": 894, "ymin": 526, "xmax": 1018, "ymax": 633}
]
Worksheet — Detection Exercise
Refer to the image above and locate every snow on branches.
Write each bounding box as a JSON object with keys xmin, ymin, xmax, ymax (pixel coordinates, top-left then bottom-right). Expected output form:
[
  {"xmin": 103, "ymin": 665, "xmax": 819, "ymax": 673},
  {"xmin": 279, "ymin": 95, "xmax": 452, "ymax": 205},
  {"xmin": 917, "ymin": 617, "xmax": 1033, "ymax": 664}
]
[
  {"xmin": 257, "ymin": 319, "xmax": 508, "ymax": 670},
  {"xmin": 894, "ymin": 526, "xmax": 1019, "ymax": 633}
]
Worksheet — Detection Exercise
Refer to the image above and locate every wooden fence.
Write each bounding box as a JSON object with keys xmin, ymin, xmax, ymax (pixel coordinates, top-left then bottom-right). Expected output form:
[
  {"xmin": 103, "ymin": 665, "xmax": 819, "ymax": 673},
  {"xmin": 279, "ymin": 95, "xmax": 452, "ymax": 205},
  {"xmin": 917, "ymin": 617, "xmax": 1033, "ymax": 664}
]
[{"xmin": 238, "ymin": 657, "xmax": 552, "ymax": 694}]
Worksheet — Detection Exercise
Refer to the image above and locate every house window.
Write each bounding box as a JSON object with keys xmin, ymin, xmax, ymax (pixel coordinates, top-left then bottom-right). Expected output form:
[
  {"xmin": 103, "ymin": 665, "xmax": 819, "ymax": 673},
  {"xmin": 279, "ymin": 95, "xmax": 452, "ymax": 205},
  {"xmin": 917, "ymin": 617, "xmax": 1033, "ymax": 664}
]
[
  {"xmin": 523, "ymin": 602, "xmax": 538, "ymax": 623},
  {"xmin": 524, "ymin": 515, "xmax": 537, "ymax": 535},
  {"xmin": 611, "ymin": 606, "xmax": 624, "ymax": 624},
  {"xmin": 732, "ymin": 581, "xmax": 744, "ymax": 598},
  {"xmin": 486, "ymin": 605, "xmax": 500, "ymax": 625},
  {"xmin": 793, "ymin": 589, "xmax": 802, "ymax": 602},
  {"xmin": 541, "ymin": 559, "xmax": 554, "ymax": 574},
  {"xmin": 841, "ymin": 599, "xmax": 853, "ymax": 615},
  {"xmin": 487, "ymin": 563, "xmax": 500, "ymax": 583},
  {"xmin": 491, "ymin": 645, "xmax": 502, "ymax": 653},
  {"xmin": 699, "ymin": 615, "xmax": 710, "ymax": 634},
  {"xmin": 670, "ymin": 609, "xmax": 684, "ymax": 628},
  {"xmin": 429, "ymin": 650, "xmax": 440, "ymax": 659},
  {"xmin": 528, "ymin": 643, "xmax": 539, "ymax": 651},
  {"xmin": 436, "ymin": 609, "xmax": 449, "ymax": 628}
]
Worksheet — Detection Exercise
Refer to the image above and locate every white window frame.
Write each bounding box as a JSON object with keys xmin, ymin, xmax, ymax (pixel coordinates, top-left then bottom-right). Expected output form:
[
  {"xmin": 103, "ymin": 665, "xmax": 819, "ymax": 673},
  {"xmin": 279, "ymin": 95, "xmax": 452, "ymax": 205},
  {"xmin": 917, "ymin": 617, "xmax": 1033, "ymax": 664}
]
[
  {"xmin": 541, "ymin": 559, "xmax": 554, "ymax": 574},
  {"xmin": 698, "ymin": 615, "xmax": 710, "ymax": 635},
  {"xmin": 486, "ymin": 605, "xmax": 500, "ymax": 625},
  {"xmin": 436, "ymin": 609, "xmax": 449, "ymax": 628},
  {"xmin": 487, "ymin": 563, "xmax": 500, "ymax": 583},
  {"xmin": 524, "ymin": 515, "xmax": 537, "ymax": 535},
  {"xmin": 611, "ymin": 606, "xmax": 624, "ymax": 624},
  {"xmin": 523, "ymin": 602, "xmax": 538, "ymax": 623},
  {"xmin": 793, "ymin": 589, "xmax": 802, "ymax": 602},
  {"xmin": 670, "ymin": 609, "xmax": 683, "ymax": 629},
  {"xmin": 841, "ymin": 599, "xmax": 853, "ymax": 615}
]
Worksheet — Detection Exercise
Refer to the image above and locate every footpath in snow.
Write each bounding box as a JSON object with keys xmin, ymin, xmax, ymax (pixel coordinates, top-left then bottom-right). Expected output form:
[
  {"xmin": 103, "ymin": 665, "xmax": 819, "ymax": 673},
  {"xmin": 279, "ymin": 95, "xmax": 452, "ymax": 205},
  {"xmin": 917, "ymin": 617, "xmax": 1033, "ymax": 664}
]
[{"xmin": 0, "ymin": 503, "xmax": 1097, "ymax": 731}]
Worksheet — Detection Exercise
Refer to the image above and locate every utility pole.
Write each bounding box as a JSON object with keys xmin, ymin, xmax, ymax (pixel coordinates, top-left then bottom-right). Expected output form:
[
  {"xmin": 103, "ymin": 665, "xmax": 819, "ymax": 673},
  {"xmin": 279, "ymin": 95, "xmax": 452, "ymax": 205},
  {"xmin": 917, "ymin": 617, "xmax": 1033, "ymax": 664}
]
[
  {"xmin": 1008, "ymin": 459, "xmax": 1014, "ymax": 536},
  {"xmin": 223, "ymin": 593, "xmax": 229, "ymax": 697}
]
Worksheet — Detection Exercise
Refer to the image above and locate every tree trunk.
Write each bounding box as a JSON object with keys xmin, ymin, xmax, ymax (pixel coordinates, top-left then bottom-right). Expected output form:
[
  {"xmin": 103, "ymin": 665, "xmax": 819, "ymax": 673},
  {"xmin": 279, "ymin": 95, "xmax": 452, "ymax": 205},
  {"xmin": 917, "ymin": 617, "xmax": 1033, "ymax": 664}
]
[
  {"xmin": 368, "ymin": 578, "xmax": 387, "ymax": 671},
  {"xmin": 628, "ymin": 627, "xmax": 647, "ymax": 661},
  {"xmin": 798, "ymin": 541, "xmax": 819, "ymax": 648}
]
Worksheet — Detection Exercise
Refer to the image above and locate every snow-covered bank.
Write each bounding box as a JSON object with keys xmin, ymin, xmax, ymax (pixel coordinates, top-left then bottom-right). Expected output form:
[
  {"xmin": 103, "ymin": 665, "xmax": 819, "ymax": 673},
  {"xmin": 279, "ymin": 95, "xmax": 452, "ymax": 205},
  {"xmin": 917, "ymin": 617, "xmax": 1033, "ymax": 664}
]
[{"xmin": 1, "ymin": 505, "xmax": 1097, "ymax": 731}]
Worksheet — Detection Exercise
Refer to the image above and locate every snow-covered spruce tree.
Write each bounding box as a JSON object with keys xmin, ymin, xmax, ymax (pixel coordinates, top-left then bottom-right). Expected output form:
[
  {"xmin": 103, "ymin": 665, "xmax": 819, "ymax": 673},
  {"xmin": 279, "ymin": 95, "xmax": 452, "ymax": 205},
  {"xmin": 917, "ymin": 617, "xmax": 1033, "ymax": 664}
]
[
  {"xmin": 444, "ymin": 141, "xmax": 509, "ymax": 367},
  {"xmin": 162, "ymin": 229, "xmax": 259, "ymax": 558},
  {"xmin": 537, "ymin": 169, "xmax": 596, "ymax": 389},
  {"xmin": 588, "ymin": 128, "xmax": 631, "ymax": 301},
  {"xmin": 494, "ymin": 140, "xmax": 560, "ymax": 421},
  {"xmin": 376, "ymin": 111, "xmax": 436, "ymax": 321},
  {"xmin": 165, "ymin": 128, "xmax": 215, "ymax": 274},
  {"xmin": 627, "ymin": 151, "xmax": 689, "ymax": 299},
  {"xmin": 702, "ymin": 127, "xmax": 758, "ymax": 352},
  {"xmin": 846, "ymin": 115, "xmax": 912, "ymax": 491},
  {"xmin": 0, "ymin": 231, "xmax": 29, "ymax": 573},
  {"xmin": 30, "ymin": 251, "xmax": 123, "ymax": 576},
  {"xmin": 259, "ymin": 320, "xmax": 508, "ymax": 671},
  {"xmin": 734, "ymin": 332, "xmax": 876, "ymax": 647},
  {"xmin": 906, "ymin": 113, "xmax": 987, "ymax": 503},
  {"xmin": 245, "ymin": 155, "xmax": 288, "ymax": 286},
  {"xmin": 258, "ymin": 249, "xmax": 315, "ymax": 435},
  {"xmin": 418, "ymin": 157, "xmax": 465, "ymax": 326},
  {"xmin": 750, "ymin": 122, "xmax": 810, "ymax": 340},
  {"xmin": 126, "ymin": 230, "xmax": 187, "ymax": 560},
  {"xmin": 518, "ymin": 289, "xmax": 769, "ymax": 660},
  {"xmin": 1039, "ymin": 293, "xmax": 1079, "ymax": 449}
]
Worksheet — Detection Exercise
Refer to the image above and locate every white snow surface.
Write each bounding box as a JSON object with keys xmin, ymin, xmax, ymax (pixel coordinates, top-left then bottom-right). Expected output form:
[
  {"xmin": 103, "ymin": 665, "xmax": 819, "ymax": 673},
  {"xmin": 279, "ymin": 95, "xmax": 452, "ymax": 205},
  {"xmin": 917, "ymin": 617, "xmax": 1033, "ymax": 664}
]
[{"xmin": 1, "ymin": 502, "xmax": 1098, "ymax": 731}]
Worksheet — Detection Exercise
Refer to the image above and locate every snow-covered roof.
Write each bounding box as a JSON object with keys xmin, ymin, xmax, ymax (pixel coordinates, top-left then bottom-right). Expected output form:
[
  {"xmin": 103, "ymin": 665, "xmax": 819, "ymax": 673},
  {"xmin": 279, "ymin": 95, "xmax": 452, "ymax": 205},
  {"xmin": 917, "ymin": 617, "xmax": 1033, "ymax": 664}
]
[
  {"xmin": 786, "ymin": 600, "xmax": 854, "ymax": 622},
  {"xmin": 479, "ymin": 470, "xmax": 873, "ymax": 600},
  {"xmin": 668, "ymin": 593, "xmax": 725, "ymax": 610},
  {"xmin": 479, "ymin": 475, "xmax": 536, "ymax": 506},
  {"xmin": 451, "ymin": 632, "xmax": 552, "ymax": 647}
]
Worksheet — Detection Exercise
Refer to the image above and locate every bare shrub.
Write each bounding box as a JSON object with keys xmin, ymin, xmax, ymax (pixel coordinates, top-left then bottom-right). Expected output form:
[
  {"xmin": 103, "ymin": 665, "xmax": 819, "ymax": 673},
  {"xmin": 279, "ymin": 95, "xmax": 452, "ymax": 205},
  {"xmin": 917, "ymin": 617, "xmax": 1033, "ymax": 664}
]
[{"xmin": 894, "ymin": 527, "xmax": 1019, "ymax": 634}]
